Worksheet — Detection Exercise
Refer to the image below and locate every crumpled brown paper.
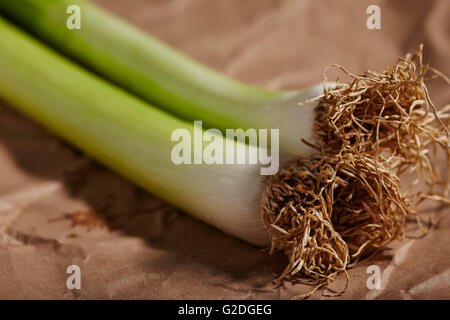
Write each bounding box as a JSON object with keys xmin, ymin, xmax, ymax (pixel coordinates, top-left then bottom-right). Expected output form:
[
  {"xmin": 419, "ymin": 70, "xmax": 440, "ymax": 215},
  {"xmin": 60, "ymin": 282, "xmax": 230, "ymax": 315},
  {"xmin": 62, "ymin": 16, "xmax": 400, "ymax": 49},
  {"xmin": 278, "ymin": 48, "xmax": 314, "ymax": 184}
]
[{"xmin": 0, "ymin": 0, "xmax": 448, "ymax": 299}]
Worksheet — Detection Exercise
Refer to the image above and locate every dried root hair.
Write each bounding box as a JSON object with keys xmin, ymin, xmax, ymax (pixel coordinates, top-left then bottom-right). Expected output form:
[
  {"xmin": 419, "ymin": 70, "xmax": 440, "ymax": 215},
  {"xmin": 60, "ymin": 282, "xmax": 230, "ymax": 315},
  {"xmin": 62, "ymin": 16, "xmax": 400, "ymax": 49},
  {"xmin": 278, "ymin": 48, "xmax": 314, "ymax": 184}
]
[
  {"xmin": 262, "ymin": 45, "xmax": 449, "ymax": 298},
  {"xmin": 314, "ymin": 45, "xmax": 450, "ymax": 206}
]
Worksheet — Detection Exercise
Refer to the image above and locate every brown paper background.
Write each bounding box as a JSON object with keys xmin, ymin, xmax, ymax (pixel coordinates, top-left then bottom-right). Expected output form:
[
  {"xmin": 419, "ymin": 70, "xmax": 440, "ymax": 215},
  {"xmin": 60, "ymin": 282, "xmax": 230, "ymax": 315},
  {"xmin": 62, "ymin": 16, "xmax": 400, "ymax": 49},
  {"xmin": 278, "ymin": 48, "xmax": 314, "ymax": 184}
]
[{"xmin": 0, "ymin": 0, "xmax": 449, "ymax": 299}]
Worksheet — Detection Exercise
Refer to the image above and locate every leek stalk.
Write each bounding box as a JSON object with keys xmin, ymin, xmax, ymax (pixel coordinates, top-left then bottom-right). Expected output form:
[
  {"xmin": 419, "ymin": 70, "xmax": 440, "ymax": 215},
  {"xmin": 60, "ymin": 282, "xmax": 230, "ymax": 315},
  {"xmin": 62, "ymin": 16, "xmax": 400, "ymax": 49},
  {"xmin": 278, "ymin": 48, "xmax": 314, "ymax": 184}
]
[
  {"xmin": 0, "ymin": 16, "xmax": 281, "ymax": 246},
  {"xmin": 0, "ymin": 0, "xmax": 322, "ymax": 156}
]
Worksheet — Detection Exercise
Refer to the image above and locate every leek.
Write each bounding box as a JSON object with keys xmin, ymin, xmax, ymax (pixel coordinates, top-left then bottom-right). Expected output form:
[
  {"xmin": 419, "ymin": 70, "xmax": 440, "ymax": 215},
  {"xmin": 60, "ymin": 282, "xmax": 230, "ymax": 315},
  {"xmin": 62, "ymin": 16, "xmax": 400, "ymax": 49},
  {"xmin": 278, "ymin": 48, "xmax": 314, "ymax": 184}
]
[
  {"xmin": 0, "ymin": 16, "xmax": 283, "ymax": 246},
  {"xmin": 3, "ymin": 11, "xmax": 446, "ymax": 291},
  {"xmin": 0, "ymin": 0, "xmax": 323, "ymax": 156}
]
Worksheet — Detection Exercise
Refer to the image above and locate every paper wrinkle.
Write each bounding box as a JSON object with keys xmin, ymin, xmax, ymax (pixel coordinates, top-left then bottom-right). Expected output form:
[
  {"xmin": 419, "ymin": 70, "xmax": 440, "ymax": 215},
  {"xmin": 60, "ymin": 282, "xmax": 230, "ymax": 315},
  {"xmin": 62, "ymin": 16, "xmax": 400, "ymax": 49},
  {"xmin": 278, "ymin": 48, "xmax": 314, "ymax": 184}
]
[
  {"xmin": 407, "ymin": 269, "xmax": 450, "ymax": 296},
  {"xmin": 0, "ymin": 182, "xmax": 61, "ymax": 214},
  {"xmin": 365, "ymin": 240, "xmax": 415, "ymax": 300},
  {"xmin": 221, "ymin": 1, "xmax": 300, "ymax": 76}
]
